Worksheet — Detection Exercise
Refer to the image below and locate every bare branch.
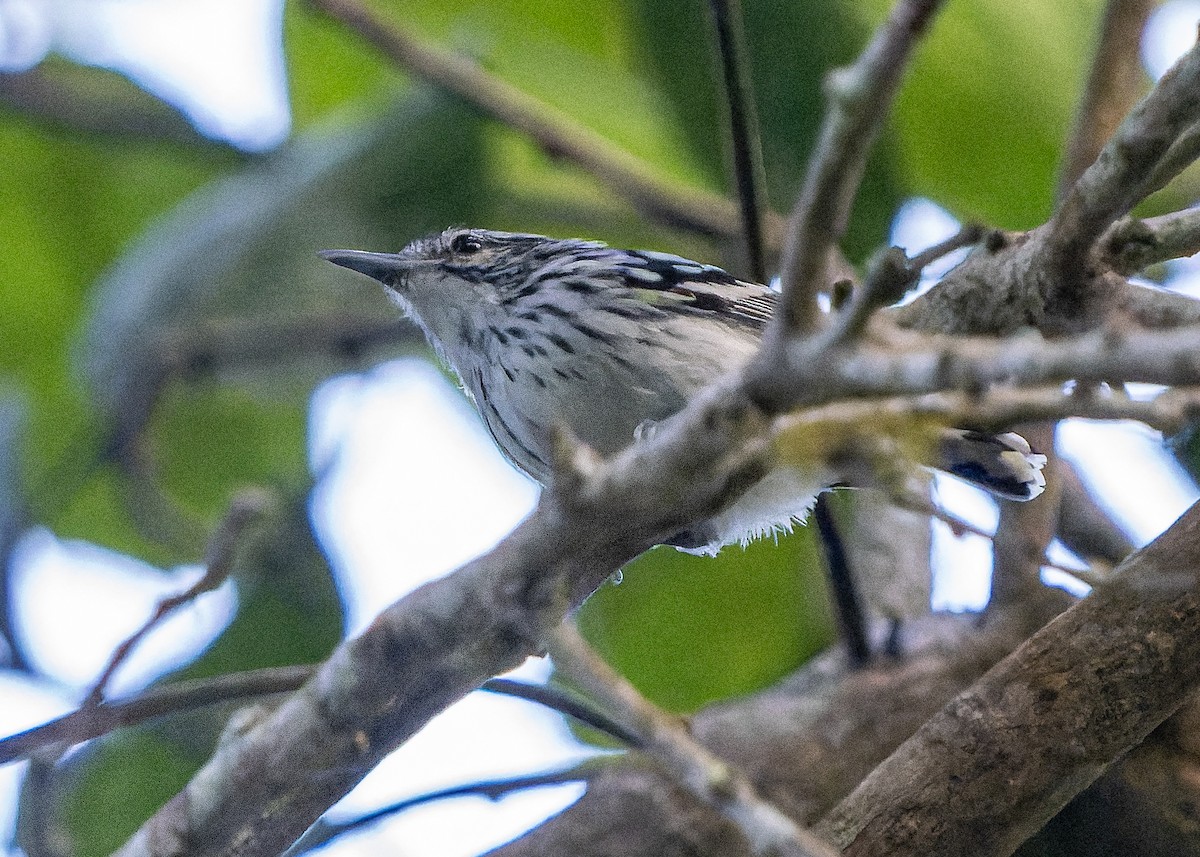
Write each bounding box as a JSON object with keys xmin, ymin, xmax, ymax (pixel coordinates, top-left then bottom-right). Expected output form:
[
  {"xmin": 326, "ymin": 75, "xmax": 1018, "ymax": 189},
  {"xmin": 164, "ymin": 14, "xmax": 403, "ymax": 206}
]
[
  {"xmin": 0, "ymin": 666, "xmax": 315, "ymax": 765},
  {"xmin": 708, "ymin": 0, "xmax": 769, "ymax": 282},
  {"xmin": 770, "ymin": 321, "xmax": 1200, "ymax": 408},
  {"xmin": 306, "ymin": 0, "xmax": 782, "ymax": 243},
  {"xmin": 549, "ymin": 624, "xmax": 840, "ymax": 857},
  {"xmin": 1044, "ymin": 41, "xmax": 1200, "ymax": 295},
  {"xmin": 82, "ymin": 489, "xmax": 272, "ymax": 707},
  {"xmin": 819, "ymin": 500, "xmax": 1200, "ymax": 856},
  {"xmin": 1102, "ymin": 206, "xmax": 1200, "ymax": 274},
  {"xmin": 768, "ymin": 0, "xmax": 946, "ymax": 338},
  {"xmin": 286, "ymin": 764, "xmax": 600, "ymax": 857},
  {"xmin": 1056, "ymin": 0, "xmax": 1155, "ymax": 203},
  {"xmin": 481, "ymin": 678, "xmax": 642, "ymax": 746},
  {"xmin": 775, "ymin": 385, "xmax": 1200, "ymax": 441}
]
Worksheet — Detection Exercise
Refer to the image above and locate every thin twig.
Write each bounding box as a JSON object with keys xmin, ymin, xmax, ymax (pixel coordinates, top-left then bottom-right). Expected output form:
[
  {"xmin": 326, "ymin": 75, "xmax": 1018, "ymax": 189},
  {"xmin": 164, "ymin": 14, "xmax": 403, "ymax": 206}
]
[
  {"xmin": 821, "ymin": 247, "xmax": 920, "ymax": 345},
  {"xmin": 481, "ymin": 677, "xmax": 642, "ymax": 746},
  {"xmin": 0, "ymin": 665, "xmax": 315, "ymax": 765},
  {"xmin": 906, "ymin": 223, "xmax": 984, "ymax": 271},
  {"xmin": 549, "ymin": 623, "xmax": 840, "ymax": 857},
  {"xmin": 821, "ymin": 226, "xmax": 984, "ymax": 346},
  {"xmin": 82, "ymin": 488, "xmax": 272, "ymax": 707},
  {"xmin": 1056, "ymin": 0, "xmax": 1155, "ymax": 204},
  {"xmin": 708, "ymin": 0, "xmax": 768, "ymax": 282},
  {"xmin": 283, "ymin": 763, "xmax": 602, "ymax": 856},
  {"xmin": 306, "ymin": 0, "xmax": 783, "ymax": 244},
  {"xmin": 767, "ymin": 0, "xmax": 946, "ymax": 339}
]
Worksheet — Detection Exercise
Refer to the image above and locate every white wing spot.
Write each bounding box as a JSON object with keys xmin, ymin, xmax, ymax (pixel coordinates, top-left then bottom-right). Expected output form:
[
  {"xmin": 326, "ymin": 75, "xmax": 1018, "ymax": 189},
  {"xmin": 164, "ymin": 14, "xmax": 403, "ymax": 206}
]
[
  {"xmin": 640, "ymin": 249, "xmax": 692, "ymax": 264},
  {"xmin": 626, "ymin": 267, "xmax": 664, "ymax": 283}
]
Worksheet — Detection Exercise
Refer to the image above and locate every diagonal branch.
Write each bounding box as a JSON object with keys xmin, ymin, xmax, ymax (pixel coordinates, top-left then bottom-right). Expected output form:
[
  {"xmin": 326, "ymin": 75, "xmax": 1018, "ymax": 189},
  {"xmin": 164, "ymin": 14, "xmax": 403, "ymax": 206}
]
[
  {"xmin": 549, "ymin": 624, "xmax": 839, "ymax": 857},
  {"xmin": 767, "ymin": 0, "xmax": 946, "ymax": 339},
  {"xmin": 306, "ymin": 0, "xmax": 783, "ymax": 244},
  {"xmin": 1044, "ymin": 40, "xmax": 1200, "ymax": 299},
  {"xmin": 111, "ymin": 314, "xmax": 1200, "ymax": 855},
  {"xmin": 1102, "ymin": 205, "xmax": 1200, "ymax": 274},
  {"xmin": 997, "ymin": 0, "xmax": 1153, "ymax": 617},
  {"xmin": 1055, "ymin": 0, "xmax": 1155, "ymax": 204},
  {"xmin": 818, "ymin": 499, "xmax": 1200, "ymax": 856},
  {"xmin": 0, "ymin": 666, "xmax": 316, "ymax": 765}
]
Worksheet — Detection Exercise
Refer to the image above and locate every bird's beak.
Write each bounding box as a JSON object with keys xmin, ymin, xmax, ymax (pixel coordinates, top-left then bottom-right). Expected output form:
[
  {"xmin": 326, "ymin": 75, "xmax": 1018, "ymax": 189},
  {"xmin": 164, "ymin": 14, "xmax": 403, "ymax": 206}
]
[{"xmin": 318, "ymin": 249, "xmax": 411, "ymax": 285}]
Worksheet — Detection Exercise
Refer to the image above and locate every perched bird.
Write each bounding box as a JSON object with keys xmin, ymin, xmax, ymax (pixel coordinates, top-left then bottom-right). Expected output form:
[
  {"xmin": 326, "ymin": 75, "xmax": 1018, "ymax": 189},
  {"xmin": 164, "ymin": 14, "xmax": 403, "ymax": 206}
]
[{"xmin": 321, "ymin": 228, "xmax": 1045, "ymax": 552}]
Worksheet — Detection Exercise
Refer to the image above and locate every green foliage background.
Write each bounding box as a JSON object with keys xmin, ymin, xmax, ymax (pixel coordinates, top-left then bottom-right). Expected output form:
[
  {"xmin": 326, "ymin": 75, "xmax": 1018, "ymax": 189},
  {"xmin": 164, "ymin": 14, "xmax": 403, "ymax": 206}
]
[{"xmin": 0, "ymin": 0, "xmax": 1138, "ymax": 850}]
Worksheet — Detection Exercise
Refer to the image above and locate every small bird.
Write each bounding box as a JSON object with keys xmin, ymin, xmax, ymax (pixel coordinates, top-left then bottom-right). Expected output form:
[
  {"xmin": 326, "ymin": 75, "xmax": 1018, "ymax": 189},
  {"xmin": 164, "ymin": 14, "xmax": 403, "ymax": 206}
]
[{"xmin": 321, "ymin": 228, "xmax": 1045, "ymax": 552}]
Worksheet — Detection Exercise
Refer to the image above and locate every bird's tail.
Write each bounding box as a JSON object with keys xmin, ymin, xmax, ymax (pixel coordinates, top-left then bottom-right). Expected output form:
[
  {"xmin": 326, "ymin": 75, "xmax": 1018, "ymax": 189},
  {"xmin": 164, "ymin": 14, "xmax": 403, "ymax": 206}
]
[{"xmin": 937, "ymin": 429, "xmax": 1047, "ymax": 501}]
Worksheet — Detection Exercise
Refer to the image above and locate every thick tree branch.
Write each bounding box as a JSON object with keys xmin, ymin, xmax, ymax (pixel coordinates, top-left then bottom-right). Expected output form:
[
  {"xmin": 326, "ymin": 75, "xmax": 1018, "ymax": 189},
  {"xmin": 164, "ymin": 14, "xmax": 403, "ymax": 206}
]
[{"xmin": 819, "ymin": 500, "xmax": 1200, "ymax": 856}]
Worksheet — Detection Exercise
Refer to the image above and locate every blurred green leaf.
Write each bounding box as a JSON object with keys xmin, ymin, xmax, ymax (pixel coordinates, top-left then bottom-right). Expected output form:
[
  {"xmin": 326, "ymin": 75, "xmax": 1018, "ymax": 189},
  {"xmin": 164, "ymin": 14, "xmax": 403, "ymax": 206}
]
[
  {"xmin": 0, "ymin": 119, "xmax": 216, "ymax": 482},
  {"xmin": 61, "ymin": 731, "xmax": 196, "ymax": 857},
  {"xmin": 576, "ymin": 529, "xmax": 835, "ymax": 713},
  {"xmin": 870, "ymin": 0, "xmax": 1105, "ymax": 227}
]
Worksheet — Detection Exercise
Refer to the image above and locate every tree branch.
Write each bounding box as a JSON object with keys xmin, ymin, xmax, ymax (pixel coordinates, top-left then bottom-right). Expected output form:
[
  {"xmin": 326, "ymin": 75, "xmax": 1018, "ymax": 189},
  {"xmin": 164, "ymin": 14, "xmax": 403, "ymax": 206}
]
[
  {"xmin": 819, "ymin": 500, "xmax": 1200, "ymax": 856},
  {"xmin": 83, "ymin": 489, "xmax": 271, "ymax": 707},
  {"xmin": 305, "ymin": 0, "xmax": 783, "ymax": 244},
  {"xmin": 767, "ymin": 0, "xmax": 946, "ymax": 338},
  {"xmin": 1043, "ymin": 40, "xmax": 1200, "ymax": 309},
  {"xmin": 1102, "ymin": 205, "xmax": 1200, "ymax": 274},
  {"xmin": 1055, "ymin": 0, "xmax": 1155, "ymax": 204},
  {"xmin": 0, "ymin": 666, "xmax": 316, "ymax": 765},
  {"xmin": 549, "ymin": 624, "xmax": 839, "ymax": 857}
]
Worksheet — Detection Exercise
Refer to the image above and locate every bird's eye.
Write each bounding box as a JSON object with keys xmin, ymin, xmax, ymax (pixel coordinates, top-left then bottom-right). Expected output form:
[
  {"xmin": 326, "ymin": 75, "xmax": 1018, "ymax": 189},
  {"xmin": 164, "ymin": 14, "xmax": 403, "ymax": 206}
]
[{"xmin": 451, "ymin": 233, "xmax": 483, "ymax": 254}]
